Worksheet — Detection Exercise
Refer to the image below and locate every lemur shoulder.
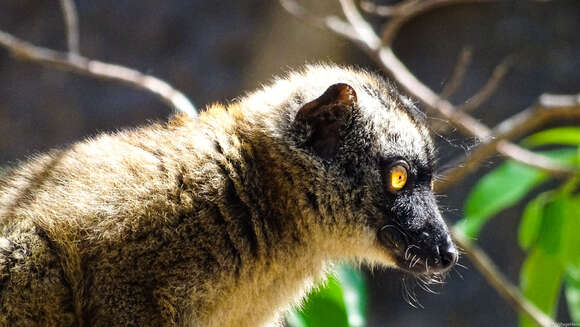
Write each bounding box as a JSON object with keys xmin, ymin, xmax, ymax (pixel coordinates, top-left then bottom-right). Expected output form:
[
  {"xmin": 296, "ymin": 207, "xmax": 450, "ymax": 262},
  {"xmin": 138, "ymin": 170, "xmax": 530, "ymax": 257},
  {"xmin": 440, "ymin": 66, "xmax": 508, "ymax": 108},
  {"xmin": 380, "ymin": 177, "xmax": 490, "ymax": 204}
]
[{"xmin": 0, "ymin": 64, "xmax": 457, "ymax": 327}]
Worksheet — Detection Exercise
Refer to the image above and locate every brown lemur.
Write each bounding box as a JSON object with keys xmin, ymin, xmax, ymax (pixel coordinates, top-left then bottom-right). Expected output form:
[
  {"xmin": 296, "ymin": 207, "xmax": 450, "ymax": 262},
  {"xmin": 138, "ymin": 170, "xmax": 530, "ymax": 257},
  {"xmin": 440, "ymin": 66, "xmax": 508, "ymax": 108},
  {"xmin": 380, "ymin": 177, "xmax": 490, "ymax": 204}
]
[{"xmin": 0, "ymin": 64, "xmax": 458, "ymax": 326}]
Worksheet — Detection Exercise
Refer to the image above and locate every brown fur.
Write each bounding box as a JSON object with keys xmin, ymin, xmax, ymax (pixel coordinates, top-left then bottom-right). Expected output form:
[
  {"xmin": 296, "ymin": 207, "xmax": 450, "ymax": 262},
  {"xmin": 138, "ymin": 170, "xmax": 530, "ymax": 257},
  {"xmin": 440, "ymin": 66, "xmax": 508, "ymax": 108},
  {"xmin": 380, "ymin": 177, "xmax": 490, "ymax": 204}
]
[{"xmin": 0, "ymin": 64, "xmax": 452, "ymax": 326}]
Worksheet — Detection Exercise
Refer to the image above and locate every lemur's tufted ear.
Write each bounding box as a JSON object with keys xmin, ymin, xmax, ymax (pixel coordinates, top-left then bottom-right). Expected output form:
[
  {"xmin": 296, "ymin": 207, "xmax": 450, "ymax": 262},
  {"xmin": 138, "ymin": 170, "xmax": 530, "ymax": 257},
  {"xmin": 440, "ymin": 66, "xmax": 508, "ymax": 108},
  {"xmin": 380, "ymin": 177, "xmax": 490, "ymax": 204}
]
[{"xmin": 295, "ymin": 83, "xmax": 357, "ymax": 160}]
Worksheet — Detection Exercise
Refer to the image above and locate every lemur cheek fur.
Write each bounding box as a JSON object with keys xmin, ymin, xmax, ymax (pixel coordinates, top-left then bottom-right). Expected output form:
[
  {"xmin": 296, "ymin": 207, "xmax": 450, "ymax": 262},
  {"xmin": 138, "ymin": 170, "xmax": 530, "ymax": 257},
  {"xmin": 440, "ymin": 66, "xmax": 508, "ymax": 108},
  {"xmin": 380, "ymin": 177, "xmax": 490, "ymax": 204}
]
[{"xmin": 0, "ymin": 64, "xmax": 456, "ymax": 327}]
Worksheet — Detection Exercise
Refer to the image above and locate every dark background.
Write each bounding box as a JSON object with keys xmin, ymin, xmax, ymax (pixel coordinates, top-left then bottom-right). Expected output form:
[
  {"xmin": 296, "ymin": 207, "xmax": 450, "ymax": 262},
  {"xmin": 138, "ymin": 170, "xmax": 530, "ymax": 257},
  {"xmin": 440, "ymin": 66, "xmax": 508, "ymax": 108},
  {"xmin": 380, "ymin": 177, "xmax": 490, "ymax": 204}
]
[{"xmin": 1, "ymin": 1, "xmax": 579, "ymax": 326}]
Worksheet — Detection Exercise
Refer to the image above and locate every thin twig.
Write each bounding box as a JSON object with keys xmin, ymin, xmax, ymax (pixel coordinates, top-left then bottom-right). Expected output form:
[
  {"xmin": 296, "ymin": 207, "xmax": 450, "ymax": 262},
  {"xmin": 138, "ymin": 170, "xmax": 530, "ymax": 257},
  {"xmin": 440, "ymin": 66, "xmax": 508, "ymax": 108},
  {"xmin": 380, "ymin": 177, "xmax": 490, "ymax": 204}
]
[
  {"xmin": 360, "ymin": 0, "xmax": 421, "ymax": 17},
  {"xmin": 440, "ymin": 45, "xmax": 473, "ymax": 100},
  {"xmin": 456, "ymin": 55, "xmax": 514, "ymax": 113},
  {"xmin": 279, "ymin": 0, "xmax": 359, "ymax": 41},
  {"xmin": 494, "ymin": 93, "xmax": 580, "ymax": 136},
  {"xmin": 436, "ymin": 99, "xmax": 580, "ymax": 192},
  {"xmin": 0, "ymin": 30, "xmax": 197, "ymax": 117},
  {"xmin": 58, "ymin": 0, "xmax": 80, "ymax": 54},
  {"xmin": 451, "ymin": 228, "xmax": 557, "ymax": 327},
  {"xmin": 374, "ymin": 0, "xmax": 501, "ymax": 46},
  {"xmin": 433, "ymin": 52, "xmax": 512, "ymax": 133},
  {"xmin": 431, "ymin": 45, "xmax": 473, "ymax": 132},
  {"xmin": 361, "ymin": 0, "xmax": 497, "ymax": 18},
  {"xmin": 339, "ymin": 0, "xmax": 382, "ymax": 49}
]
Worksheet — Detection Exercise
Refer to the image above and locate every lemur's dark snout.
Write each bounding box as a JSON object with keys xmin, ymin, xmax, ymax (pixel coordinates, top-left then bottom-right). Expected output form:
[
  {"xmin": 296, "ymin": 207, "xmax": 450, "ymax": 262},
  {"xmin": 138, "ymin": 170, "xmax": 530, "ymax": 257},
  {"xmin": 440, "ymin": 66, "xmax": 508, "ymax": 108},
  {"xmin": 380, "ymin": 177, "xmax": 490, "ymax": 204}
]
[
  {"xmin": 378, "ymin": 224, "xmax": 458, "ymax": 274},
  {"xmin": 377, "ymin": 187, "xmax": 457, "ymax": 274},
  {"xmin": 412, "ymin": 228, "xmax": 458, "ymax": 273},
  {"xmin": 438, "ymin": 245, "xmax": 458, "ymax": 271},
  {"xmin": 434, "ymin": 237, "xmax": 458, "ymax": 272}
]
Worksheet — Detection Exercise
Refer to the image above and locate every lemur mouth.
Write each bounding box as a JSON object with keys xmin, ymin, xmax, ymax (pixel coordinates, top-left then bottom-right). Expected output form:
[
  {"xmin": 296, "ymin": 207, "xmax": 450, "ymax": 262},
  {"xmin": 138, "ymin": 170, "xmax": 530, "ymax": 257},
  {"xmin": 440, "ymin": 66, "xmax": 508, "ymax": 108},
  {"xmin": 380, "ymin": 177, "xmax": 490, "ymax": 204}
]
[{"xmin": 377, "ymin": 225, "xmax": 457, "ymax": 275}]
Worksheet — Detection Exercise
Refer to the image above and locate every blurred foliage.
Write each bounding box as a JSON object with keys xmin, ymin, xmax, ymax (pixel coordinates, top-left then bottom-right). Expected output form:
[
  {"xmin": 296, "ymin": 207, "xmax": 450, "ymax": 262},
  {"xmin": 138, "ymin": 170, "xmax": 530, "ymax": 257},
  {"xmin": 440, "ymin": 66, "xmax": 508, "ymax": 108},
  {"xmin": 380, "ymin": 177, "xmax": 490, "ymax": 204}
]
[
  {"xmin": 286, "ymin": 265, "xmax": 367, "ymax": 327},
  {"xmin": 456, "ymin": 126, "xmax": 580, "ymax": 326}
]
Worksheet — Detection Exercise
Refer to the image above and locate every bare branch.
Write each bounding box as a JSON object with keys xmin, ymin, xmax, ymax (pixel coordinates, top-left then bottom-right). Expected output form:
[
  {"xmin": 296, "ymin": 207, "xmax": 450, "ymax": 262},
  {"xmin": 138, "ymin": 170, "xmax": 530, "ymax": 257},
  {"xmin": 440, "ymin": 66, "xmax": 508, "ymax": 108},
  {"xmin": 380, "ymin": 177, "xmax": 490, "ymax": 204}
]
[
  {"xmin": 440, "ymin": 45, "xmax": 473, "ymax": 100},
  {"xmin": 360, "ymin": 0, "xmax": 421, "ymax": 17},
  {"xmin": 59, "ymin": 0, "xmax": 80, "ymax": 54},
  {"xmin": 361, "ymin": 0, "xmax": 498, "ymax": 18},
  {"xmin": 494, "ymin": 93, "xmax": 580, "ymax": 136},
  {"xmin": 338, "ymin": 0, "xmax": 381, "ymax": 48},
  {"xmin": 456, "ymin": 55, "xmax": 514, "ymax": 113},
  {"xmin": 436, "ymin": 99, "xmax": 580, "ymax": 192},
  {"xmin": 279, "ymin": 0, "xmax": 360, "ymax": 41},
  {"xmin": 451, "ymin": 228, "xmax": 558, "ymax": 327},
  {"xmin": 434, "ymin": 52, "xmax": 511, "ymax": 134},
  {"xmin": 431, "ymin": 46, "xmax": 473, "ymax": 132},
  {"xmin": 371, "ymin": 0, "xmax": 501, "ymax": 46},
  {"xmin": 0, "ymin": 29, "xmax": 197, "ymax": 117}
]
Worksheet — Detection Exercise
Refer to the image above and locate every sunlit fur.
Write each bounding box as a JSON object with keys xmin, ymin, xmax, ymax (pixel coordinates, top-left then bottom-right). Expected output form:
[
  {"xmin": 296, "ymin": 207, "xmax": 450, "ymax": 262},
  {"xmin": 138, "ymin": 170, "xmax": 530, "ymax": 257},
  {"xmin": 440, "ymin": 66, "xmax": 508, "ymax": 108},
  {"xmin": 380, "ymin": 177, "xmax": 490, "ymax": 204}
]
[{"xmin": 0, "ymin": 64, "xmax": 446, "ymax": 327}]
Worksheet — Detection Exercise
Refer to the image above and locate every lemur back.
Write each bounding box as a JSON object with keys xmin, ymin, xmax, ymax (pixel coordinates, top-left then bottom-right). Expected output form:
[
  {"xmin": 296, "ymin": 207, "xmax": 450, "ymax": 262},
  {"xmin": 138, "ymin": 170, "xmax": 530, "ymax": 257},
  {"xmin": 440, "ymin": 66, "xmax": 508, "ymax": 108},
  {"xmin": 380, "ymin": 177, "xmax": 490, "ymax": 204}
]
[{"xmin": 0, "ymin": 64, "xmax": 457, "ymax": 327}]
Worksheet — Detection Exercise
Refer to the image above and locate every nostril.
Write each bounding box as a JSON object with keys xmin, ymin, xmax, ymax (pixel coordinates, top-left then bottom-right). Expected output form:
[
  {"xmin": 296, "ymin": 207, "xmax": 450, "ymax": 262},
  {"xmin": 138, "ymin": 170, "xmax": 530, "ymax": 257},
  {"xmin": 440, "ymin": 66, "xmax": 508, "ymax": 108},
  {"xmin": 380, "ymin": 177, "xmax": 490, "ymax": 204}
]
[{"xmin": 438, "ymin": 246, "xmax": 458, "ymax": 269}]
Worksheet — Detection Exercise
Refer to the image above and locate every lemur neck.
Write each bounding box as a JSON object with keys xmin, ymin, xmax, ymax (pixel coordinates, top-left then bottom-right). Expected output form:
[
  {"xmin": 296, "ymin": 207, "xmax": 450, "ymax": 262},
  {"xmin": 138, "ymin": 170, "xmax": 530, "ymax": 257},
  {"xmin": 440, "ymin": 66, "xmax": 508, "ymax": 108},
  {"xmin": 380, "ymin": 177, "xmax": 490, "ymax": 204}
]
[{"xmin": 196, "ymin": 117, "xmax": 341, "ymax": 326}]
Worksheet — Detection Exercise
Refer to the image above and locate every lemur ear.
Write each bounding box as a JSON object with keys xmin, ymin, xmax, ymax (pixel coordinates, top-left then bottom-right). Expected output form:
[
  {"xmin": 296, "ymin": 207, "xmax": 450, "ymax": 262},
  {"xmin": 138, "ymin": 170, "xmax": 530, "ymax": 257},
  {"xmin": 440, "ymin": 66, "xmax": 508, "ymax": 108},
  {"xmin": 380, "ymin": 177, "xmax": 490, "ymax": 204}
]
[{"xmin": 295, "ymin": 83, "xmax": 357, "ymax": 160}]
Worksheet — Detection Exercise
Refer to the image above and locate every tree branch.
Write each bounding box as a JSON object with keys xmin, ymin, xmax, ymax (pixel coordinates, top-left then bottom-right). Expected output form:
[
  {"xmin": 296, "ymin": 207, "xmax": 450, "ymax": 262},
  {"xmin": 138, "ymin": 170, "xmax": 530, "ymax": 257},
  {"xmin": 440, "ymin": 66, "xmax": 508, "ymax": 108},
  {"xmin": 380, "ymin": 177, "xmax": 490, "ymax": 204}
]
[
  {"xmin": 361, "ymin": 0, "xmax": 501, "ymax": 46},
  {"xmin": 0, "ymin": 30, "xmax": 196, "ymax": 117},
  {"xmin": 456, "ymin": 55, "xmax": 514, "ymax": 113},
  {"xmin": 451, "ymin": 228, "xmax": 558, "ymax": 327},
  {"xmin": 59, "ymin": 0, "xmax": 80, "ymax": 54},
  {"xmin": 279, "ymin": 0, "xmax": 360, "ymax": 41},
  {"xmin": 360, "ymin": 0, "xmax": 421, "ymax": 17},
  {"xmin": 440, "ymin": 45, "xmax": 473, "ymax": 100},
  {"xmin": 432, "ymin": 53, "xmax": 512, "ymax": 133},
  {"xmin": 437, "ymin": 97, "xmax": 580, "ymax": 192}
]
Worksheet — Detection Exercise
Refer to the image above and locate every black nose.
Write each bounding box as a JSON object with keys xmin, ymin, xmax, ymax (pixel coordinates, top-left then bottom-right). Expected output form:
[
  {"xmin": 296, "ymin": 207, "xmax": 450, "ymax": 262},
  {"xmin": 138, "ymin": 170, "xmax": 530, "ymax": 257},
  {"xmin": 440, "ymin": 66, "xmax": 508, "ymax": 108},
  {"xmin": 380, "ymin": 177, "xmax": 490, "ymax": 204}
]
[{"xmin": 437, "ymin": 245, "xmax": 458, "ymax": 271}]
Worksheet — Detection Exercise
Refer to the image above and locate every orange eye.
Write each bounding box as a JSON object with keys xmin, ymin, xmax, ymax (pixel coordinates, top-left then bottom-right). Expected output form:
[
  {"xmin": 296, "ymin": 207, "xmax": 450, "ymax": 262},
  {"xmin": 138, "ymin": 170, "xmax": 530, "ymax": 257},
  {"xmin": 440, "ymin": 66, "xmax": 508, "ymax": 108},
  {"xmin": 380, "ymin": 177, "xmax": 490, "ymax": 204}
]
[{"xmin": 388, "ymin": 164, "xmax": 408, "ymax": 192}]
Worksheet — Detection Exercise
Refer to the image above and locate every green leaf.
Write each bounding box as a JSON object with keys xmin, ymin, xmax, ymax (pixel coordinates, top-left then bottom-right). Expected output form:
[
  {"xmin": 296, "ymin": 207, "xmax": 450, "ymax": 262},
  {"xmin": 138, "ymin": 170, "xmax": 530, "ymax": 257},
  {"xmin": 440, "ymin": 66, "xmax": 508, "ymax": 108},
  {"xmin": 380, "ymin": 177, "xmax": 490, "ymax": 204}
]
[
  {"xmin": 560, "ymin": 196, "xmax": 580, "ymax": 323},
  {"xmin": 518, "ymin": 192, "xmax": 550, "ymax": 250},
  {"xmin": 566, "ymin": 265, "xmax": 580, "ymax": 323},
  {"xmin": 335, "ymin": 265, "xmax": 367, "ymax": 327},
  {"xmin": 295, "ymin": 276, "xmax": 349, "ymax": 327},
  {"xmin": 286, "ymin": 310, "xmax": 308, "ymax": 327},
  {"xmin": 519, "ymin": 248, "xmax": 564, "ymax": 327},
  {"xmin": 286, "ymin": 265, "xmax": 367, "ymax": 327},
  {"xmin": 456, "ymin": 161, "xmax": 547, "ymax": 238},
  {"xmin": 559, "ymin": 195, "xmax": 580, "ymax": 268},
  {"xmin": 455, "ymin": 148, "xmax": 578, "ymax": 239},
  {"xmin": 523, "ymin": 127, "xmax": 580, "ymax": 147},
  {"xmin": 537, "ymin": 197, "xmax": 567, "ymax": 255},
  {"xmin": 525, "ymin": 194, "xmax": 580, "ymax": 324}
]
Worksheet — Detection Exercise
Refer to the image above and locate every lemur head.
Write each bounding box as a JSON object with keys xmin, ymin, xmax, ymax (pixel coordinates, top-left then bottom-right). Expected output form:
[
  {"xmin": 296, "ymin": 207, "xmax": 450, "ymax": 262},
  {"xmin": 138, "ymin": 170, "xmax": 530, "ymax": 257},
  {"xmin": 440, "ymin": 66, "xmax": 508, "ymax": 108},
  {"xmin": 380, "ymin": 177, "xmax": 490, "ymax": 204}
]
[{"xmin": 252, "ymin": 64, "xmax": 458, "ymax": 276}]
